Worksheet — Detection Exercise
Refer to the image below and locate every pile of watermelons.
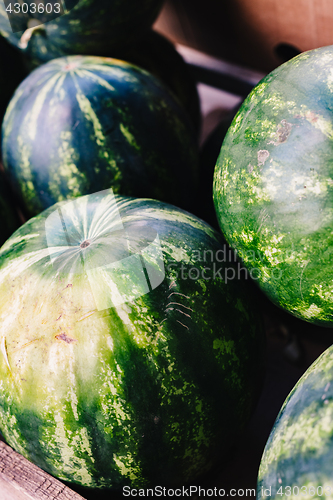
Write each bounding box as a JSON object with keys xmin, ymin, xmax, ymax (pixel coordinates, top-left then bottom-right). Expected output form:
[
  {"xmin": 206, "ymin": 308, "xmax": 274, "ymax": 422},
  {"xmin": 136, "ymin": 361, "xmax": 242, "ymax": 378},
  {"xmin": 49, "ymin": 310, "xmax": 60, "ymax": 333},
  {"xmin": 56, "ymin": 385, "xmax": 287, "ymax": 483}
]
[{"xmin": 0, "ymin": 0, "xmax": 332, "ymax": 498}]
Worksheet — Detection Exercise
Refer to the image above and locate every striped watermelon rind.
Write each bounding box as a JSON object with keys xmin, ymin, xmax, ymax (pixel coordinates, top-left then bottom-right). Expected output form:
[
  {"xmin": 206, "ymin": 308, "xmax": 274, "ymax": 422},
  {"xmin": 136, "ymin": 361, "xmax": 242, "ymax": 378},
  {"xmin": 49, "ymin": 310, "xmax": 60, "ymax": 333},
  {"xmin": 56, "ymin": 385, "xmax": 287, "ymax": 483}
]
[
  {"xmin": 213, "ymin": 45, "xmax": 333, "ymax": 326},
  {"xmin": 258, "ymin": 345, "xmax": 333, "ymax": 500},
  {"xmin": 0, "ymin": 191, "xmax": 265, "ymax": 489},
  {"xmin": 2, "ymin": 55, "xmax": 199, "ymax": 217}
]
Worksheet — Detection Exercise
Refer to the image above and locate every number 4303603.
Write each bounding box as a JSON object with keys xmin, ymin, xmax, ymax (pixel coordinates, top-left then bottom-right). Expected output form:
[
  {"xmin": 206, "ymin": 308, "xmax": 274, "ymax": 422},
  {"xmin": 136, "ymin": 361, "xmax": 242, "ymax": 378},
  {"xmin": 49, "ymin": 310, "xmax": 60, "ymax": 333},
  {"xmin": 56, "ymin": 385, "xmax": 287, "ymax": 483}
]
[{"xmin": 3, "ymin": 0, "xmax": 65, "ymax": 33}]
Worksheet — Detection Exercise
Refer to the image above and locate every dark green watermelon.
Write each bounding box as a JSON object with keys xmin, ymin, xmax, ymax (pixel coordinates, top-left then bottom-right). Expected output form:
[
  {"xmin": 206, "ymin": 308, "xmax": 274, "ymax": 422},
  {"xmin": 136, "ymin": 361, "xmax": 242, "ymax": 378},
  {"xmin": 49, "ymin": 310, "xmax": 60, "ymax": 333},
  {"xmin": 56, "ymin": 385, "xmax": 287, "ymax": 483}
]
[
  {"xmin": 2, "ymin": 55, "xmax": 199, "ymax": 218},
  {"xmin": 26, "ymin": 30, "xmax": 201, "ymax": 136},
  {"xmin": 258, "ymin": 345, "xmax": 333, "ymax": 500},
  {"xmin": 0, "ymin": 172, "xmax": 21, "ymax": 246},
  {"xmin": 213, "ymin": 45, "xmax": 333, "ymax": 326},
  {"xmin": 0, "ymin": 0, "xmax": 164, "ymax": 62},
  {"xmin": 0, "ymin": 190, "xmax": 265, "ymax": 490}
]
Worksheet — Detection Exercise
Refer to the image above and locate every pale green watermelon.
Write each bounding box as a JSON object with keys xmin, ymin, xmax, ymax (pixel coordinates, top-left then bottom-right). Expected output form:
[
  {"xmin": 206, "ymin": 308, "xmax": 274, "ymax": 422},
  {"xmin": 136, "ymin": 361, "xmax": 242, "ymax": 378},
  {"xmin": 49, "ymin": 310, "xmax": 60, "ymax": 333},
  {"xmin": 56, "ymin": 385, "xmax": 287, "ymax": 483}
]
[{"xmin": 0, "ymin": 190, "xmax": 265, "ymax": 490}]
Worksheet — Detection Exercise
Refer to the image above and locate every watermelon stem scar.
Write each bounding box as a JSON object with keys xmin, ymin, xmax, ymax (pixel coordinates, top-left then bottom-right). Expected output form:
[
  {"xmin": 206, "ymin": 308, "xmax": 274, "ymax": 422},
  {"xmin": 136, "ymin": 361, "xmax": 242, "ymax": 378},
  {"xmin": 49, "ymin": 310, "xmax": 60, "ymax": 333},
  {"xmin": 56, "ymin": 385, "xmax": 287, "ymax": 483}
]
[{"xmin": 63, "ymin": 61, "xmax": 80, "ymax": 71}]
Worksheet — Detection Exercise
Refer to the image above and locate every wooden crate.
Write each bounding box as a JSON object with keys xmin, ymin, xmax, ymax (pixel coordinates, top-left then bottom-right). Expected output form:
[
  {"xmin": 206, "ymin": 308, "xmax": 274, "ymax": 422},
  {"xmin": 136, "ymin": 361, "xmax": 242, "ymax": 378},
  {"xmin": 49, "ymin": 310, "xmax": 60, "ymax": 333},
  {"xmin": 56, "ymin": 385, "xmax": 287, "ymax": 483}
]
[{"xmin": 0, "ymin": 440, "xmax": 85, "ymax": 500}]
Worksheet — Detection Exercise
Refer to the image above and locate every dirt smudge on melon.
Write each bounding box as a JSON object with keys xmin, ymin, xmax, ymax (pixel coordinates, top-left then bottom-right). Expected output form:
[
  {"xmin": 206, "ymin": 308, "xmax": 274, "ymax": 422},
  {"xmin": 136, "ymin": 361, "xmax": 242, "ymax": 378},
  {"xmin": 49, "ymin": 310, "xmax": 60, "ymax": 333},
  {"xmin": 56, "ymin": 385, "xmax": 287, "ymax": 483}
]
[
  {"xmin": 55, "ymin": 332, "xmax": 77, "ymax": 344},
  {"xmin": 271, "ymin": 119, "xmax": 293, "ymax": 144},
  {"xmin": 257, "ymin": 150, "xmax": 270, "ymax": 166}
]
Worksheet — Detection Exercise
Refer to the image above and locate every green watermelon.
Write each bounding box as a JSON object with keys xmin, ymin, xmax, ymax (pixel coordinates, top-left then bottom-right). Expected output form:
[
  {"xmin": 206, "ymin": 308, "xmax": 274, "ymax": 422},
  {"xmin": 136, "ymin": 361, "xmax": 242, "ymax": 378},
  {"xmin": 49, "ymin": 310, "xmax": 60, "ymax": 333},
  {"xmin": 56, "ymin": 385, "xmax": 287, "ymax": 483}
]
[
  {"xmin": 213, "ymin": 45, "xmax": 333, "ymax": 327},
  {"xmin": 0, "ymin": 172, "xmax": 21, "ymax": 246},
  {"xmin": 26, "ymin": 30, "xmax": 201, "ymax": 135},
  {"xmin": 0, "ymin": 0, "xmax": 163, "ymax": 62},
  {"xmin": 0, "ymin": 190, "xmax": 265, "ymax": 490},
  {"xmin": 2, "ymin": 55, "xmax": 199, "ymax": 218},
  {"xmin": 258, "ymin": 345, "xmax": 333, "ymax": 500}
]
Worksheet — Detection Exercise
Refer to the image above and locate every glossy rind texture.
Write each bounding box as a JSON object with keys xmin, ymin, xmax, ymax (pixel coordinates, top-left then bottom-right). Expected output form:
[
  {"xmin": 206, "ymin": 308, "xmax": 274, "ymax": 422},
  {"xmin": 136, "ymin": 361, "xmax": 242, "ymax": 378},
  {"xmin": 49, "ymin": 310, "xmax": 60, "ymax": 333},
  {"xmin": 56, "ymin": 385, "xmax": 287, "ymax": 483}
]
[
  {"xmin": 2, "ymin": 56, "xmax": 199, "ymax": 217},
  {"xmin": 0, "ymin": 192, "xmax": 264, "ymax": 490},
  {"xmin": 214, "ymin": 46, "xmax": 333, "ymax": 326}
]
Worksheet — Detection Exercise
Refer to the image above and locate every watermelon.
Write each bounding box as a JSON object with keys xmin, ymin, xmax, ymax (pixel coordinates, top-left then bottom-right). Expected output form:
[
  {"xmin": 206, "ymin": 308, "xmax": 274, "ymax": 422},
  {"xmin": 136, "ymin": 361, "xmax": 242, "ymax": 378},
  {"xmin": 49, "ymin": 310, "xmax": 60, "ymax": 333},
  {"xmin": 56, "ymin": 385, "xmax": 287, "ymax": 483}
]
[
  {"xmin": 258, "ymin": 345, "xmax": 333, "ymax": 499},
  {"xmin": 0, "ymin": 0, "xmax": 163, "ymax": 62},
  {"xmin": 26, "ymin": 30, "xmax": 201, "ymax": 136},
  {"xmin": 2, "ymin": 55, "xmax": 199, "ymax": 218},
  {"xmin": 0, "ymin": 189, "xmax": 265, "ymax": 490},
  {"xmin": 213, "ymin": 45, "xmax": 333, "ymax": 327},
  {"xmin": 0, "ymin": 172, "xmax": 21, "ymax": 246}
]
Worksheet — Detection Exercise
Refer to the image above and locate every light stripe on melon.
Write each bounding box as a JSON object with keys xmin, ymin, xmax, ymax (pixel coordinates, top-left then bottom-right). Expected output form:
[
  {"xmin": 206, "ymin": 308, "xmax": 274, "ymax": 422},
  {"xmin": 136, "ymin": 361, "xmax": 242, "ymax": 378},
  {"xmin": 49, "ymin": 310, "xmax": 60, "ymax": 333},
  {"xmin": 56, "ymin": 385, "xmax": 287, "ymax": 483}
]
[{"xmin": 2, "ymin": 56, "xmax": 199, "ymax": 217}]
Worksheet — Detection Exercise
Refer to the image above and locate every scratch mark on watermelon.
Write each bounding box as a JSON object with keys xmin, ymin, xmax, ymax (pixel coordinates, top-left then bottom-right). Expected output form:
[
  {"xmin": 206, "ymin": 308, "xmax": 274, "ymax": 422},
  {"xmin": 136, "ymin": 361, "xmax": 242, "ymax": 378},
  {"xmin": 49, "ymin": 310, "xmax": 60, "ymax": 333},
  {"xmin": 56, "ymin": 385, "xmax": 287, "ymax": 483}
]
[
  {"xmin": 14, "ymin": 338, "xmax": 40, "ymax": 351},
  {"xmin": 0, "ymin": 337, "xmax": 11, "ymax": 374},
  {"xmin": 166, "ymin": 302, "xmax": 193, "ymax": 312},
  {"xmin": 166, "ymin": 308, "xmax": 191, "ymax": 319},
  {"xmin": 77, "ymin": 311, "xmax": 96, "ymax": 322},
  {"xmin": 167, "ymin": 292, "xmax": 190, "ymax": 299},
  {"xmin": 176, "ymin": 320, "xmax": 189, "ymax": 330}
]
